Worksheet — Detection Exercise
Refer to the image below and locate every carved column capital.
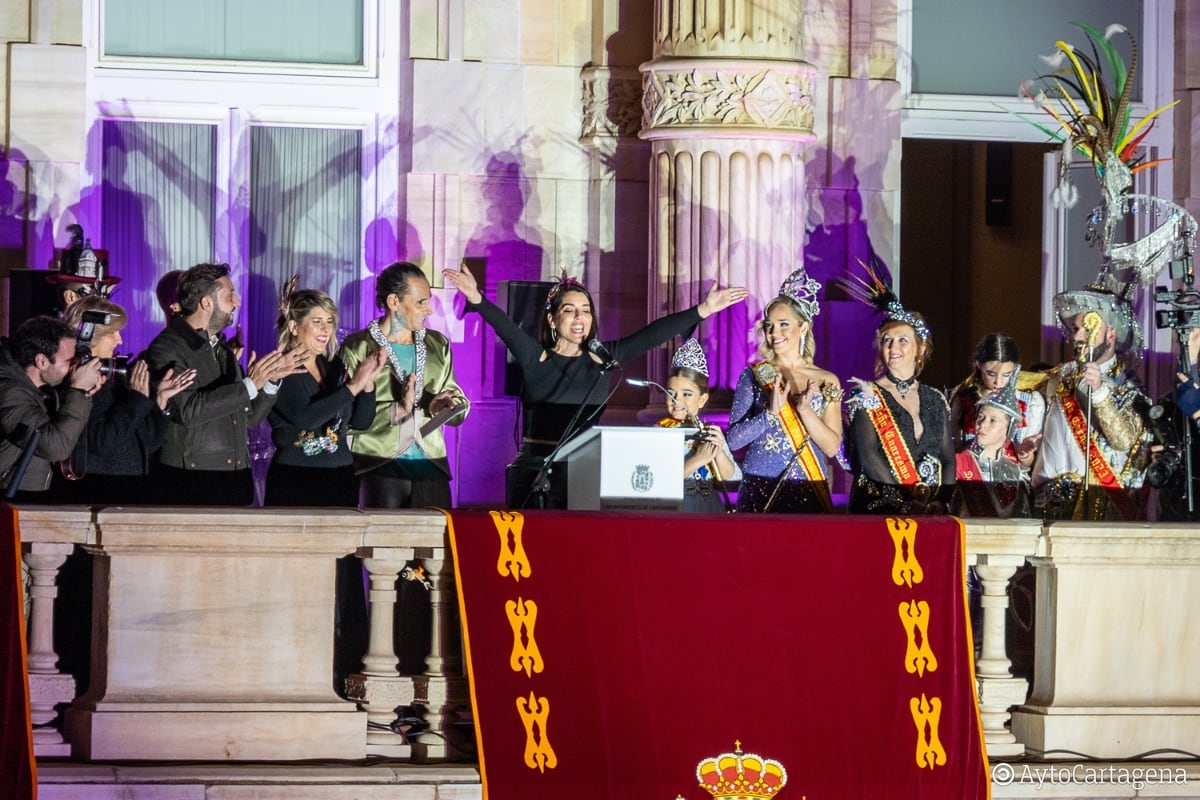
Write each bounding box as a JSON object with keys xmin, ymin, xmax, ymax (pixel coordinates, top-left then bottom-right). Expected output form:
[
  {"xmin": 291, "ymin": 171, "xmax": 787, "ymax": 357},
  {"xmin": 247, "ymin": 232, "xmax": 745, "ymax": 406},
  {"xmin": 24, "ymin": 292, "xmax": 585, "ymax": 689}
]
[
  {"xmin": 580, "ymin": 66, "xmax": 645, "ymax": 144},
  {"xmin": 640, "ymin": 58, "xmax": 816, "ymax": 141}
]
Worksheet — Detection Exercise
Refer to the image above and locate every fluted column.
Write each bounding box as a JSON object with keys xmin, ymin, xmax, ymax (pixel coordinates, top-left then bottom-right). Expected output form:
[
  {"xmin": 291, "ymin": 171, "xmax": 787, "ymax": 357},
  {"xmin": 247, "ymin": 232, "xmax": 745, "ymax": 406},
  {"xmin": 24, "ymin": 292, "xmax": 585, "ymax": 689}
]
[
  {"xmin": 23, "ymin": 542, "xmax": 76, "ymax": 756},
  {"xmin": 640, "ymin": 0, "xmax": 815, "ymax": 389},
  {"xmin": 411, "ymin": 548, "xmax": 468, "ymax": 762},
  {"xmin": 344, "ymin": 547, "xmax": 414, "ymax": 758}
]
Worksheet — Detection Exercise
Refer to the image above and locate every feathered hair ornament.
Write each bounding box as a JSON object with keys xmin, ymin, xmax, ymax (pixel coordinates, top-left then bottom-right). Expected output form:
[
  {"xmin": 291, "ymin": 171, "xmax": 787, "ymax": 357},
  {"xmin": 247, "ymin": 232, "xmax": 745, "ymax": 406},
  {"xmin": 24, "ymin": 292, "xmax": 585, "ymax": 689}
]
[
  {"xmin": 278, "ymin": 274, "xmax": 300, "ymax": 319},
  {"xmin": 836, "ymin": 256, "xmax": 930, "ymax": 342},
  {"xmin": 1018, "ymin": 22, "xmax": 1176, "ymax": 210}
]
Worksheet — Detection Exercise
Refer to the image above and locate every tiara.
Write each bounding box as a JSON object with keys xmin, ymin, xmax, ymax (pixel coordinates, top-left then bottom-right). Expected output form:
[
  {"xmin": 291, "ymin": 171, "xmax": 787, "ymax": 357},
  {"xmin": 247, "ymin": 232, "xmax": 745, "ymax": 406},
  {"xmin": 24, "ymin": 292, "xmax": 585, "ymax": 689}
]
[
  {"xmin": 672, "ymin": 338, "xmax": 709, "ymax": 377},
  {"xmin": 544, "ymin": 270, "xmax": 585, "ymax": 311},
  {"xmin": 778, "ymin": 267, "xmax": 821, "ymax": 319},
  {"xmin": 836, "ymin": 256, "xmax": 930, "ymax": 341}
]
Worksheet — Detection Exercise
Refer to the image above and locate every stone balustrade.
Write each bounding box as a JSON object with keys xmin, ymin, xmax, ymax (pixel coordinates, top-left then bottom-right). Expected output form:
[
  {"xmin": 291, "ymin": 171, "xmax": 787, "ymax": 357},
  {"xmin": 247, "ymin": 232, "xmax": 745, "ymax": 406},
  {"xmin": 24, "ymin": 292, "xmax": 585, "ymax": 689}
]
[{"xmin": 20, "ymin": 506, "xmax": 1193, "ymax": 766}]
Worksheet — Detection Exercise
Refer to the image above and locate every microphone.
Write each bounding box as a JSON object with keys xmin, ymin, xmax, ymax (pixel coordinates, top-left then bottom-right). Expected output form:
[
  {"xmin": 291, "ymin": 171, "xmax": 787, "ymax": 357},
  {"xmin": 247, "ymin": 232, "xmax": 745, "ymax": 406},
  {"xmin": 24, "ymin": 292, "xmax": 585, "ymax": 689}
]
[{"xmin": 588, "ymin": 338, "xmax": 620, "ymax": 372}]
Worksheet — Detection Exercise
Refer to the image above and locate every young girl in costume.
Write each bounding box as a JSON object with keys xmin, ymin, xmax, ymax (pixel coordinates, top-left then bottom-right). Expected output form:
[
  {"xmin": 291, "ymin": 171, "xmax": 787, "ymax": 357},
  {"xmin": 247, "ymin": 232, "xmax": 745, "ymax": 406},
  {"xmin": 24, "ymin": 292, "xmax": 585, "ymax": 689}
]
[
  {"xmin": 952, "ymin": 369, "xmax": 1031, "ymax": 517},
  {"xmin": 655, "ymin": 338, "xmax": 740, "ymax": 512}
]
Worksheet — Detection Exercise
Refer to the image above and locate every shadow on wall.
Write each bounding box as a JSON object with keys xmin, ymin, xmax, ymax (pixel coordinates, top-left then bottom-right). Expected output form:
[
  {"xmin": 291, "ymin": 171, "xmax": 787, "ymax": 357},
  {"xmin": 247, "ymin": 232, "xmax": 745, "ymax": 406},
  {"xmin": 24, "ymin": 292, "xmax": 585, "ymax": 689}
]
[{"xmin": 805, "ymin": 151, "xmax": 889, "ymax": 385}]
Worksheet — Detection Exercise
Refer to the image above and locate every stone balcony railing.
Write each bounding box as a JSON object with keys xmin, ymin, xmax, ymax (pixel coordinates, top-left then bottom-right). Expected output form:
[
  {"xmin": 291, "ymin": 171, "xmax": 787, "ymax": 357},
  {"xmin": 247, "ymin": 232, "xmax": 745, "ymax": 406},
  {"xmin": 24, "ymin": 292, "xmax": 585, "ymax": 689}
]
[{"xmin": 17, "ymin": 507, "xmax": 1200, "ymax": 768}]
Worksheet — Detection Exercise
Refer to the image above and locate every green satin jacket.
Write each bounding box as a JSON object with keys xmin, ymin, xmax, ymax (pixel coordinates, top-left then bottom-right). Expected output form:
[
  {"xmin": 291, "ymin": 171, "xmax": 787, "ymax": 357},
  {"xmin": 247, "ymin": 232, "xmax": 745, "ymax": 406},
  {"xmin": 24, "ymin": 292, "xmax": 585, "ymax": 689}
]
[{"xmin": 339, "ymin": 325, "xmax": 469, "ymax": 477}]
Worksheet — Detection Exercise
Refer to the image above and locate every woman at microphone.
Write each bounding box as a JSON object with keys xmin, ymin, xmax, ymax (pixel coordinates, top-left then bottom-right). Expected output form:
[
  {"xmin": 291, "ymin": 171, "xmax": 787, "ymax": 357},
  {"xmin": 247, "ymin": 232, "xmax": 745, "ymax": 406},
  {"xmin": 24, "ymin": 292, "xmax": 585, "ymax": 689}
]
[{"xmin": 443, "ymin": 262, "xmax": 748, "ymax": 509}]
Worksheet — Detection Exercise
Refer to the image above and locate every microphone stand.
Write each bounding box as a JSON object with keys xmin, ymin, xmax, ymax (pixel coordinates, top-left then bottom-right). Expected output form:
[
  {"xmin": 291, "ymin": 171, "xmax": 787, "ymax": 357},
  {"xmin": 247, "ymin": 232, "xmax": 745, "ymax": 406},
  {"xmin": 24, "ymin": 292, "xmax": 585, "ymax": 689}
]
[
  {"xmin": 762, "ymin": 441, "xmax": 806, "ymax": 513},
  {"xmin": 526, "ymin": 360, "xmax": 619, "ymax": 509},
  {"xmin": 628, "ymin": 377, "xmax": 734, "ymax": 513}
]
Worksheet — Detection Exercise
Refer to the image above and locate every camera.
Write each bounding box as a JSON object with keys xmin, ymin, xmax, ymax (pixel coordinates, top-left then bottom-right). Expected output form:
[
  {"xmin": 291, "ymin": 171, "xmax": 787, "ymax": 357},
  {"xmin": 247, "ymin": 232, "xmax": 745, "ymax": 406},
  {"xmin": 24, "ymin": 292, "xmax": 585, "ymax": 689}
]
[
  {"xmin": 75, "ymin": 309, "xmax": 129, "ymax": 379},
  {"xmin": 1155, "ymin": 256, "xmax": 1200, "ymax": 333},
  {"xmin": 1146, "ymin": 401, "xmax": 1185, "ymax": 490}
]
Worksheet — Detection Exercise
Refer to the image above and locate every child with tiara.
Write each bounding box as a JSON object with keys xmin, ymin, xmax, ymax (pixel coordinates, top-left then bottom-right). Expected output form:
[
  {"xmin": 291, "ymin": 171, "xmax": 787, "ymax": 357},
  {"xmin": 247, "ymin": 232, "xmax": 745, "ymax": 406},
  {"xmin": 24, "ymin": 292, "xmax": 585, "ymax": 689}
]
[{"xmin": 655, "ymin": 338, "xmax": 740, "ymax": 512}]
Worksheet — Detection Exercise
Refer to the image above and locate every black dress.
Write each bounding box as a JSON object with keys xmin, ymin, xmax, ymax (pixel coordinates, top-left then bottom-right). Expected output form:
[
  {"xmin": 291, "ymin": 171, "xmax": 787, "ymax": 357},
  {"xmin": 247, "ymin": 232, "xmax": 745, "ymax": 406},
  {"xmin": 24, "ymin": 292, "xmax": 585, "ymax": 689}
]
[{"xmin": 469, "ymin": 297, "xmax": 702, "ymax": 509}]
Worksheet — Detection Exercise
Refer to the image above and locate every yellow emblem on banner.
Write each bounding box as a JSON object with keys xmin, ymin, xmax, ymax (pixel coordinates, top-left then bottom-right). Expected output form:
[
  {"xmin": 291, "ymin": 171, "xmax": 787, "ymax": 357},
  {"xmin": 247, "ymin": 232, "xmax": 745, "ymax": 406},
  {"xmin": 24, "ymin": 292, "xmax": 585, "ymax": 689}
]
[
  {"xmin": 909, "ymin": 694, "xmax": 947, "ymax": 770},
  {"xmin": 898, "ymin": 600, "xmax": 938, "ymax": 676},
  {"xmin": 516, "ymin": 692, "xmax": 557, "ymax": 772},
  {"xmin": 888, "ymin": 517, "xmax": 924, "ymax": 588},
  {"xmin": 505, "ymin": 597, "xmax": 544, "ymax": 677},
  {"xmin": 491, "ymin": 510, "xmax": 531, "ymax": 582}
]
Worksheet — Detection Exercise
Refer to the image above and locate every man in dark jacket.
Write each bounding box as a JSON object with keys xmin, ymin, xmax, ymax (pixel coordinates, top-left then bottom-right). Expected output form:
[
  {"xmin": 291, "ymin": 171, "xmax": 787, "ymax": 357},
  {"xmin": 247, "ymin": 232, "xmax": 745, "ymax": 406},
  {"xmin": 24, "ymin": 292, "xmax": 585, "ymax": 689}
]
[
  {"xmin": 0, "ymin": 316, "xmax": 103, "ymax": 498},
  {"xmin": 143, "ymin": 263, "xmax": 305, "ymax": 505}
]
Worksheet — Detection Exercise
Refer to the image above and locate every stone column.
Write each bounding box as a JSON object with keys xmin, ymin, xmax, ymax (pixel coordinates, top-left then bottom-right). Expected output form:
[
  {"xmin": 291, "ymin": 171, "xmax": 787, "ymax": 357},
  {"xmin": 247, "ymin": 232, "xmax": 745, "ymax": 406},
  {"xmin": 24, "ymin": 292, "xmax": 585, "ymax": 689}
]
[
  {"xmin": 23, "ymin": 542, "xmax": 76, "ymax": 756},
  {"xmin": 411, "ymin": 548, "xmax": 469, "ymax": 762},
  {"xmin": 973, "ymin": 557, "xmax": 1028, "ymax": 758},
  {"xmin": 639, "ymin": 0, "xmax": 815, "ymax": 388},
  {"xmin": 345, "ymin": 547, "xmax": 415, "ymax": 758}
]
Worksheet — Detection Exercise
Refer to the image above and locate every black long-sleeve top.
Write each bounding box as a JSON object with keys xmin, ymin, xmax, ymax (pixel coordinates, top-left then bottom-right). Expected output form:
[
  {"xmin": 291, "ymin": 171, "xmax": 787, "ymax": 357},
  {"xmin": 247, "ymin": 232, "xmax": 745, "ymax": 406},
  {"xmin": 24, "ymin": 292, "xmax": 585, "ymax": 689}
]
[
  {"xmin": 64, "ymin": 374, "xmax": 167, "ymax": 477},
  {"xmin": 470, "ymin": 297, "xmax": 701, "ymax": 444},
  {"xmin": 268, "ymin": 354, "xmax": 375, "ymax": 468},
  {"xmin": 847, "ymin": 382, "xmax": 956, "ymax": 486}
]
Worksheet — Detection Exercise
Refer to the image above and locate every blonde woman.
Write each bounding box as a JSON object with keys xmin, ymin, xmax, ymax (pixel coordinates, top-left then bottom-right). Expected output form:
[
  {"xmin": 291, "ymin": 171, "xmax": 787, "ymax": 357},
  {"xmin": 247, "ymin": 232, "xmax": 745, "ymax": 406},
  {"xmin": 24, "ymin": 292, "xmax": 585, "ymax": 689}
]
[{"xmin": 264, "ymin": 285, "xmax": 385, "ymax": 507}]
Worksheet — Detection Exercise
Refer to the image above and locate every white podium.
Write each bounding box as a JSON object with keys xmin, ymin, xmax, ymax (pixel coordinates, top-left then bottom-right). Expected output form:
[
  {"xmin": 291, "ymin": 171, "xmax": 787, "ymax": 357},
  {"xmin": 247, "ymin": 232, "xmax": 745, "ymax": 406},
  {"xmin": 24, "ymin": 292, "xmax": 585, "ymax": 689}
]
[{"xmin": 555, "ymin": 425, "xmax": 694, "ymax": 510}]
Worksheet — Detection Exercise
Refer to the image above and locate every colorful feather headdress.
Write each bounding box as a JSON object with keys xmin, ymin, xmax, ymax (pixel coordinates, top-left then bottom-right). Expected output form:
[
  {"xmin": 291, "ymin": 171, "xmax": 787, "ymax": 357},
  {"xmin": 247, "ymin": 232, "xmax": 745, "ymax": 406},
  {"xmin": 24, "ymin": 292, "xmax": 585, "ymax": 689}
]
[
  {"xmin": 1019, "ymin": 22, "xmax": 1173, "ymax": 210},
  {"xmin": 836, "ymin": 256, "xmax": 930, "ymax": 341}
]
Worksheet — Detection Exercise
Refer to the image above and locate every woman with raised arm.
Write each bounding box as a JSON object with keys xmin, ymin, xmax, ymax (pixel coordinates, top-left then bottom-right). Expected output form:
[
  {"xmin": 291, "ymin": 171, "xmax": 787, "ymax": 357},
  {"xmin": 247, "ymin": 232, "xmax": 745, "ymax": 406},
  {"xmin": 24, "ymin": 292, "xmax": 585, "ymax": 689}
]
[
  {"xmin": 264, "ymin": 283, "xmax": 386, "ymax": 507},
  {"xmin": 726, "ymin": 267, "xmax": 843, "ymax": 513},
  {"xmin": 443, "ymin": 262, "xmax": 748, "ymax": 509}
]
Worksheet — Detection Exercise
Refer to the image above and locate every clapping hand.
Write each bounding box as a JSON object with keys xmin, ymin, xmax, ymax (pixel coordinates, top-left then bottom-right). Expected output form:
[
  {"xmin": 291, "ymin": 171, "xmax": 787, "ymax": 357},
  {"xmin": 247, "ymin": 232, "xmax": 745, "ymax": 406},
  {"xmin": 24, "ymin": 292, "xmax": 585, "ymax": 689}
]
[
  {"xmin": 154, "ymin": 366, "xmax": 198, "ymax": 411},
  {"xmin": 769, "ymin": 375, "xmax": 791, "ymax": 416},
  {"xmin": 247, "ymin": 347, "xmax": 308, "ymax": 390},
  {"xmin": 429, "ymin": 389, "xmax": 464, "ymax": 417},
  {"xmin": 348, "ymin": 348, "xmax": 387, "ymax": 395}
]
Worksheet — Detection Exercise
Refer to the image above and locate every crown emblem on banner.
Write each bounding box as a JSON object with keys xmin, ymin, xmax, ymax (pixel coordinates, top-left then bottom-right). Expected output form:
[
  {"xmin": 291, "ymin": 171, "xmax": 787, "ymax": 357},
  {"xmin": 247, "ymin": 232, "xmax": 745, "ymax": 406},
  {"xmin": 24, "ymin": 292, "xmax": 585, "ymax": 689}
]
[{"xmin": 694, "ymin": 741, "xmax": 788, "ymax": 799}]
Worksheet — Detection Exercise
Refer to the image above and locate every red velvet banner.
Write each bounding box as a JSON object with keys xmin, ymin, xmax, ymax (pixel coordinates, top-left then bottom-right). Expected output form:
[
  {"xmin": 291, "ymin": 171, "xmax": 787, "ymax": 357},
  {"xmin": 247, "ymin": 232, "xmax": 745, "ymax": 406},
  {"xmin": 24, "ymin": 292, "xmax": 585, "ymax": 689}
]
[
  {"xmin": 448, "ymin": 510, "xmax": 988, "ymax": 800},
  {"xmin": 1, "ymin": 504, "xmax": 37, "ymax": 800}
]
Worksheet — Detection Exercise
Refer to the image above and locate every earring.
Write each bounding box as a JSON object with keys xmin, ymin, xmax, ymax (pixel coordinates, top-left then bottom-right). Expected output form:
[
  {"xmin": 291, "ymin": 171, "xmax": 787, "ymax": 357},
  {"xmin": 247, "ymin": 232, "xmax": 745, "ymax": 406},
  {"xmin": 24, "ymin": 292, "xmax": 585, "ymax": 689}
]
[
  {"xmin": 551, "ymin": 329, "xmax": 558, "ymax": 343},
  {"xmin": 798, "ymin": 333, "xmax": 807, "ymax": 354}
]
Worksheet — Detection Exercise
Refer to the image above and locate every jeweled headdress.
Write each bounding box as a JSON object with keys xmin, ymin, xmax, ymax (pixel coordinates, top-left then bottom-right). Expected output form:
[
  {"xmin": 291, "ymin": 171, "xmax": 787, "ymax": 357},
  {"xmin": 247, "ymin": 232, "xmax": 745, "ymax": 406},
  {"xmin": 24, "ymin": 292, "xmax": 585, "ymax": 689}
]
[
  {"xmin": 978, "ymin": 367, "xmax": 1023, "ymax": 423},
  {"xmin": 544, "ymin": 270, "xmax": 586, "ymax": 311},
  {"xmin": 672, "ymin": 337, "xmax": 709, "ymax": 377},
  {"xmin": 1021, "ymin": 23, "xmax": 1196, "ymax": 353},
  {"xmin": 836, "ymin": 255, "xmax": 931, "ymax": 341},
  {"xmin": 778, "ymin": 266, "xmax": 821, "ymax": 320}
]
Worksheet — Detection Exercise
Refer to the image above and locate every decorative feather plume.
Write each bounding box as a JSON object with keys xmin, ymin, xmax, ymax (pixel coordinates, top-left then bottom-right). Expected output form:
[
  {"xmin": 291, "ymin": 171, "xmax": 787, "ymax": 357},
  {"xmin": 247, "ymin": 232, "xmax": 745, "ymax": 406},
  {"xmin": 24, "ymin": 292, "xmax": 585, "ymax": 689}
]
[
  {"xmin": 278, "ymin": 274, "xmax": 300, "ymax": 318},
  {"xmin": 1015, "ymin": 22, "xmax": 1176, "ymax": 190},
  {"xmin": 836, "ymin": 256, "xmax": 931, "ymax": 341}
]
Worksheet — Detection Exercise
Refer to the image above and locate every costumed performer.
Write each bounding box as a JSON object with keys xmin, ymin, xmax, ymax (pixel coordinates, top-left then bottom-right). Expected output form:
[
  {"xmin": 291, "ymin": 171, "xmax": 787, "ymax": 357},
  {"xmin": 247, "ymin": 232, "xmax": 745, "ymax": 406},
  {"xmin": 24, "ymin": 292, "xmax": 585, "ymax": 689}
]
[
  {"xmin": 727, "ymin": 266, "xmax": 842, "ymax": 513},
  {"xmin": 948, "ymin": 332, "xmax": 1046, "ymax": 470},
  {"xmin": 655, "ymin": 338, "xmax": 740, "ymax": 513},
  {"xmin": 952, "ymin": 367, "xmax": 1032, "ymax": 517},
  {"xmin": 442, "ymin": 261, "xmax": 749, "ymax": 509},
  {"xmin": 841, "ymin": 258, "xmax": 955, "ymax": 515}
]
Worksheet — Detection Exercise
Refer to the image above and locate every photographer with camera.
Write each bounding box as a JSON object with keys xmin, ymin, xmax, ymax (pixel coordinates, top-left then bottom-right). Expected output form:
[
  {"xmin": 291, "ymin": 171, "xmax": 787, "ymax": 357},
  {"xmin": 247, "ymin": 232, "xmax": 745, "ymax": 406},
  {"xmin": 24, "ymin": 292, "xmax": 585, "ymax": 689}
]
[
  {"xmin": 50, "ymin": 296, "xmax": 196, "ymax": 504},
  {"xmin": 0, "ymin": 316, "xmax": 103, "ymax": 500}
]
